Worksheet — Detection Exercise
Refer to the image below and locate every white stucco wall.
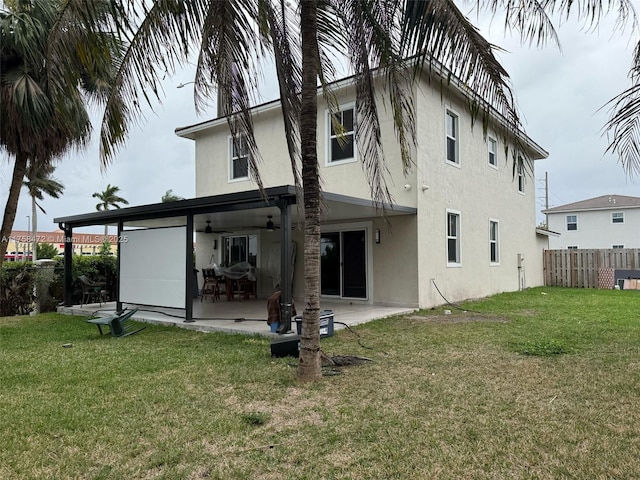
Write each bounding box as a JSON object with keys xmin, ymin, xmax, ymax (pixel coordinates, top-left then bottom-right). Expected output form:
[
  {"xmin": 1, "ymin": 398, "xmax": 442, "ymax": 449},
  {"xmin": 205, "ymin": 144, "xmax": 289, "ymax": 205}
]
[
  {"xmin": 414, "ymin": 83, "xmax": 545, "ymax": 307},
  {"xmin": 188, "ymin": 73, "xmax": 546, "ymax": 308},
  {"xmin": 547, "ymin": 207, "xmax": 640, "ymax": 249},
  {"xmin": 193, "ymin": 86, "xmax": 417, "ymax": 206}
]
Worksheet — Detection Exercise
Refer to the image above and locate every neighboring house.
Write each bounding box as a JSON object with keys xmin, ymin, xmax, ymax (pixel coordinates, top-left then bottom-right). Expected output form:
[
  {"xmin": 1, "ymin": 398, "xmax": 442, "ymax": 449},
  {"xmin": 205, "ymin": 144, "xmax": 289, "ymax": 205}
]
[
  {"xmin": 54, "ymin": 64, "xmax": 549, "ymax": 317},
  {"xmin": 3, "ymin": 230, "xmax": 118, "ymax": 260},
  {"xmin": 543, "ymin": 195, "xmax": 640, "ymax": 249}
]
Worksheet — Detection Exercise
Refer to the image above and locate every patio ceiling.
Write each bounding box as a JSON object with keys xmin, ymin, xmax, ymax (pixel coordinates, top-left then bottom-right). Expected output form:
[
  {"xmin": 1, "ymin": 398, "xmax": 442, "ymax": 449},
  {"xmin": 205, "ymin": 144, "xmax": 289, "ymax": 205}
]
[{"xmin": 54, "ymin": 185, "xmax": 416, "ymax": 231}]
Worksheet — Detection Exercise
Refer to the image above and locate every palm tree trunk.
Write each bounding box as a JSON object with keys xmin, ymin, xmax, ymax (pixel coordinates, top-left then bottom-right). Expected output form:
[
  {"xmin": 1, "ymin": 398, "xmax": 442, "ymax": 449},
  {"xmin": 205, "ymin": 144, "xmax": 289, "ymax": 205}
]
[
  {"xmin": 297, "ymin": 0, "xmax": 322, "ymax": 382},
  {"xmin": 32, "ymin": 196, "xmax": 38, "ymax": 262},
  {"xmin": 0, "ymin": 153, "xmax": 29, "ymax": 269}
]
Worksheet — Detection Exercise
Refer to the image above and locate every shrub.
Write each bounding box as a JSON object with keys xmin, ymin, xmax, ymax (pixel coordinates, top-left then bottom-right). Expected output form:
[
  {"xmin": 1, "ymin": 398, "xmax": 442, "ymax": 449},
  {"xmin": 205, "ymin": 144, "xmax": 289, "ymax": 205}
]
[
  {"xmin": 0, "ymin": 261, "xmax": 35, "ymax": 316},
  {"xmin": 1, "ymin": 255, "xmax": 119, "ymax": 316},
  {"xmin": 66, "ymin": 255, "xmax": 118, "ymax": 304},
  {"xmin": 36, "ymin": 242, "xmax": 60, "ymax": 259}
]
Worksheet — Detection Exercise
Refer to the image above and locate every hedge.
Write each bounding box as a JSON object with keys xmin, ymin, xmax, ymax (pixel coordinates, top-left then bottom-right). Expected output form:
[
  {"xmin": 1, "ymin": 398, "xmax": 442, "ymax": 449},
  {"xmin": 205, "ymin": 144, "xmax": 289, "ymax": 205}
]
[{"xmin": 0, "ymin": 255, "xmax": 118, "ymax": 317}]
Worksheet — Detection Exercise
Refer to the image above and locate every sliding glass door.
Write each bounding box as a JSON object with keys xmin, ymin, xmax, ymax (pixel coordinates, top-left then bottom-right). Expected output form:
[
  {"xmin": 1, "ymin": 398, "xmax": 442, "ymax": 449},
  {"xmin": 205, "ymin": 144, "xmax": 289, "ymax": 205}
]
[{"xmin": 320, "ymin": 229, "xmax": 367, "ymax": 299}]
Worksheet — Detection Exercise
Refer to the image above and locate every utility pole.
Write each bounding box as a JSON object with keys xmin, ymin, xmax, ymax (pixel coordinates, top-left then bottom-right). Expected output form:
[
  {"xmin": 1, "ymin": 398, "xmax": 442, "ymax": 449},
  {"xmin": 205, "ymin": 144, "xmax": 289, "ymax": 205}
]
[{"xmin": 545, "ymin": 172, "xmax": 549, "ymax": 228}]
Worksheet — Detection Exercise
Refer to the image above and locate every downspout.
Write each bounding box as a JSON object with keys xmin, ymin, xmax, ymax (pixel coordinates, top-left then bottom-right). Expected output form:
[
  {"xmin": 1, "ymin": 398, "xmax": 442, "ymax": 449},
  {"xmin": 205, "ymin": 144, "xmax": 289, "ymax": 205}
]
[
  {"xmin": 278, "ymin": 201, "xmax": 293, "ymax": 331},
  {"xmin": 60, "ymin": 223, "xmax": 73, "ymax": 306},
  {"xmin": 184, "ymin": 213, "xmax": 195, "ymax": 322},
  {"xmin": 116, "ymin": 219, "xmax": 123, "ymax": 312}
]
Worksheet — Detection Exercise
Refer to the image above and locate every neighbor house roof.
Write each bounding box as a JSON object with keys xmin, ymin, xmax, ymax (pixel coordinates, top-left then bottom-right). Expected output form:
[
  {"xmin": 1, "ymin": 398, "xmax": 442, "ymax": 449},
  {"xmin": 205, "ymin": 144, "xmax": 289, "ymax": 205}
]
[{"xmin": 542, "ymin": 194, "xmax": 640, "ymax": 214}]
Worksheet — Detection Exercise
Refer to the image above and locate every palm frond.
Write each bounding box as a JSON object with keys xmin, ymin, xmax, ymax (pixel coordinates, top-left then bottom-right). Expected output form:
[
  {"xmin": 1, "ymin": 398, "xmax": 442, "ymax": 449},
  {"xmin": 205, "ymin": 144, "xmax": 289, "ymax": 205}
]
[
  {"xmin": 480, "ymin": 0, "xmax": 561, "ymax": 48},
  {"xmin": 99, "ymin": 0, "xmax": 203, "ymax": 167},
  {"xmin": 603, "ymin": 47, "xmax": 640, "ymax": 177},
  {"xmin": 332, "ymin": 0, "xmax": 392, "ymax": 208},
  {"xmin": 402, "ymin": 0, "xmax": 523, "ymax": 163},
  {"xmin": 194, "ymin": 0, "xmax": 267, "ymax": 194}
]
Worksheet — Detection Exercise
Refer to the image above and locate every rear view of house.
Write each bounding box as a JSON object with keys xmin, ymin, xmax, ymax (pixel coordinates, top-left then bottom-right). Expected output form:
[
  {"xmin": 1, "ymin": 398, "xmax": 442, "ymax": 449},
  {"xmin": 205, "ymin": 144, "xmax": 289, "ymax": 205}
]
[
  {"xmin": 55, "ymin": 63, "xmax": 549, "ymax": 318},
  {"xmin": 178, "ymin": 67, "xmax": 549, "ymax": 309}
]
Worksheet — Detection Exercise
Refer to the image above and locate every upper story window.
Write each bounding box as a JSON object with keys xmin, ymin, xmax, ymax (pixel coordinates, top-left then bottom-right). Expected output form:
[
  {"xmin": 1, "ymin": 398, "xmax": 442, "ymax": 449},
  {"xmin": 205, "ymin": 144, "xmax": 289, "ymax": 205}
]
[
  {"xmin": 612, "ymin": 244, "xmax": 624, "ymax": 249},
  {"xmin": 229, "ymin": 135, "xmax": 249, "ymax": 181},
  {"xmin": 328, "ymin": 105, "xmax": 356, "ymax": 164},
  {"xmin": 567, "ymin": 245, "xmax": 578, "ymax": 250},
  {"xmin": 566, "ymin": 215, "xmax": 578, "ymax": 231},
  {"xmin": 488, "ymin": 136, "xmax": 497, "ymax": 168},
  {"xmin": 489, "ymin": 219, "xmax": 499, "ymax": 264},
  {"xmin": 517, "ymin": 162, "xmax": 525, "ymax": 193},
  {"xmin": 447, "ymin": 210, "xmax": 461, "ymax": 265},
  {"xmin": 612, "ymin": 212, "xmax": 624, "ymax": 224},
  {"xmin": 445, "ymin": 109, "xmax": 459, "ymax": 165}
]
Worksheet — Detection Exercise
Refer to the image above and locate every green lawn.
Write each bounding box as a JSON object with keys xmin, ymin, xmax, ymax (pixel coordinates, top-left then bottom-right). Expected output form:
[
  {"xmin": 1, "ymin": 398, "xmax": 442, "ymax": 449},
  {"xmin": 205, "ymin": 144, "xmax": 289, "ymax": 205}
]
[{"xmin": 1, "ymin": 287, "xmax": 639, "ymax": 479}]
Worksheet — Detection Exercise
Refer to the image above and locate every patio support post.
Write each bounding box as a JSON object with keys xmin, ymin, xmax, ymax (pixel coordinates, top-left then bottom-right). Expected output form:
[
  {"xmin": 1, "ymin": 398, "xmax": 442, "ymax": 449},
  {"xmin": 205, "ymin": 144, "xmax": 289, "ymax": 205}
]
[
  {"xmin": 116, "ymin": 219, "xmax": 123, "ymax": 312},
  {"xmin": 279, "ymin": 201, "xmax": 293, "ymax": 330},
  {"xmin": 184, "ymin": 213, "xmax": 195, "ymax": 322},
  {"xmin": 60, "ymin": 223, "xmax": 73, "ymax": 307}
]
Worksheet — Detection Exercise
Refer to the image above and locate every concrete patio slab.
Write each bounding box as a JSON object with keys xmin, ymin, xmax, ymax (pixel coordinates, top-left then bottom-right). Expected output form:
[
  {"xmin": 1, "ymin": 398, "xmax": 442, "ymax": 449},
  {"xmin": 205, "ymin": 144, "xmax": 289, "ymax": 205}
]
[{"xmin": 58, "ymin": 298, "xmax": 416, "ymax": 338}]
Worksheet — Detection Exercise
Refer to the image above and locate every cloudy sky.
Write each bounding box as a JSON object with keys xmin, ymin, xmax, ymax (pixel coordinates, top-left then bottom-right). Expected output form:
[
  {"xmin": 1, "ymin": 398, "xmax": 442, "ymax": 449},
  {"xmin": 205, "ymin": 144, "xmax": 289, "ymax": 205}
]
[{"xmin": 2, "ymin": 5, "xmax": 638, "ymax": 235}]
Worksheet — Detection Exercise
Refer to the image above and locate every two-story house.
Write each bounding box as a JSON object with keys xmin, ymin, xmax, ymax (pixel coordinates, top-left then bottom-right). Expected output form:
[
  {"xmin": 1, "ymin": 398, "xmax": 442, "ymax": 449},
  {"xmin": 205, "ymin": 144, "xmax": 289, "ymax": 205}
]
[
  {"xmin": 55, "ymin": 65, "xmax": 549, "ymax": 318},
  {"xmin": 543, "ymin": 194, "xmax": 640, "ymax": 249},
  {"xmin": 177, "ymin": 70, "xmax": 549, "ymax": 309}
]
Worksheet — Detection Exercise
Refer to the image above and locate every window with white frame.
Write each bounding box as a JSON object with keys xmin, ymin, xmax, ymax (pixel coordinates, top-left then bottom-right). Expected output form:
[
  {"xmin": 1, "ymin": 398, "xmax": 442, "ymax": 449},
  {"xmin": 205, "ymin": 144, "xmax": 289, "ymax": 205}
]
[
  {"xmin": 445, "ymin": 109, "xmax": 459, "ymax": 164},
  {"xmin": 489, "ymin": 220, "xmax": 499, "ymax": 264},
  {"xmin": 328, "ymin": 106, "xmax": 355, "ymax": 164},
  {"xmin": 488, "ymin": 137, "xmax": 497, "ymax": 167},
  {"xmin": 229, "ymin": 135, "xmax": 249, "ymax": 180},
  {"xmin": 447, "ymin": 210, "xmax": 461, "ymax": 265},
  {"xmin": 612, "ymin": 212, "xmax": 624, "ymax": 224},
  {"xmin": 567, "ymin": 245, "xmax": 578, "ymax": 250},
  {"xmin": 566, "ymin": 215, "xmax": 577, "ymax": 231},
  {"xmin": 612, "ymin": 244, "xmax": 625, "ymax": 249},
  {"xmin": 517, "ymin": 161, "xmax": 525, "ymax": 193}
]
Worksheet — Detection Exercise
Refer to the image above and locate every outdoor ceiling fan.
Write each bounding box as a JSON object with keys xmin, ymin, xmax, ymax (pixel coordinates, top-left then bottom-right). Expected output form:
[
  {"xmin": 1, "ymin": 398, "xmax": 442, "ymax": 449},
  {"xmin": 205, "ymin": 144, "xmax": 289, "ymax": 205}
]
[
  {"xmin": 251, "ymin": 215, "xmax": 281, "ymax": 231},
  {"xmin": 196, "ymin": 220, "xmax": 228, "ymax": 234},
  {"xmin": 265, "ymin": 215, "xmax": 278, "ymax": 231}
]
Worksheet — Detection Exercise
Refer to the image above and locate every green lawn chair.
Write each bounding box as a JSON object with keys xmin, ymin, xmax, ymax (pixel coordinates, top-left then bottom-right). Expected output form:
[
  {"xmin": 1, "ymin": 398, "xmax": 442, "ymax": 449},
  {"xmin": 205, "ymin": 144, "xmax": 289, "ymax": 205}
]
[{"xmin": 86, "ymin": 308, "xmax": 145, "ymax": 338}]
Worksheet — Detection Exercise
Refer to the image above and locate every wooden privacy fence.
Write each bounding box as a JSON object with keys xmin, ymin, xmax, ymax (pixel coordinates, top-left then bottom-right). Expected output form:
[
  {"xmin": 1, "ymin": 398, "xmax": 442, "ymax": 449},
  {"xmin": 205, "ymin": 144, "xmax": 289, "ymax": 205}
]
[{"xmin": 544, "ymin": 249, "xmax": 640, "ymax": 288}]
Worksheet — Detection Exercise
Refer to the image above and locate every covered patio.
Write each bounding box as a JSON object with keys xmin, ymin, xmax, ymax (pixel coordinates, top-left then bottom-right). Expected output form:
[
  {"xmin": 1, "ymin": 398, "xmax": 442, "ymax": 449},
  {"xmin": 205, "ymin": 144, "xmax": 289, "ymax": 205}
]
[
  {"xmin": 59, "ymin": 298, "xmax": 415, "ymax": 337},
  {"xmin": 53, "ymin": 185, "xmax": 416, "ymax": 326}
]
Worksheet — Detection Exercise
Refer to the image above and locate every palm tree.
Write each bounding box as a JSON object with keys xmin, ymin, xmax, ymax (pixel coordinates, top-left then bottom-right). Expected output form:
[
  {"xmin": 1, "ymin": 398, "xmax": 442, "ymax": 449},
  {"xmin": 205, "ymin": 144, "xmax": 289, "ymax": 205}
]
[
  {"xmin": 96, "ymin": 0, "xmax": 422, "ymax": 381},
  {"xmin": 23, "ymin": 162, "xmax": 65, "ymax": 262},
  {"xmin": 0, "ymin": 0, "xmax": 125, "ymax": 269},
  {"xmin": 92, "ymin": 184, "xmax": 129, "ymax": 239},
  {"xmin": 91, "ymin": 0, "xmax": 634, "ymax": 381},
  {"xmin": 162, "ymin": 189, "xmax": 184, "ymax": 202}
]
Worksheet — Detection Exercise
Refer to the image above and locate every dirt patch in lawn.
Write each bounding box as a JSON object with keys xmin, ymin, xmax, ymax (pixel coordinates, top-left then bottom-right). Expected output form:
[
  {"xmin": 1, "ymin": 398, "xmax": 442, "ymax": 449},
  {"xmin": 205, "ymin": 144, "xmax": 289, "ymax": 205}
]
[{"xmin": 406, "ymin": 312, "xmax": 510, "ymax": 324}]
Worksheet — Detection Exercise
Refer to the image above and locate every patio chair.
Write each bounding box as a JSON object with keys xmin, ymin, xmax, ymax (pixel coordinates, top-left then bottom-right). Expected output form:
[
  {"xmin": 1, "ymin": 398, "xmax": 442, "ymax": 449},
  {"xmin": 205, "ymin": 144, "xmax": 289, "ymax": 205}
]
[
  {"xmin": 86, "ymin": 308, "xmax": 145, "ymax": 338},
  {"xmin": 79, "ymin": 275, "xmax": 107, "ymax": 306},
  {"xmin": 200, "ymin": 268, "xmax": 220, "ymax": 302}
]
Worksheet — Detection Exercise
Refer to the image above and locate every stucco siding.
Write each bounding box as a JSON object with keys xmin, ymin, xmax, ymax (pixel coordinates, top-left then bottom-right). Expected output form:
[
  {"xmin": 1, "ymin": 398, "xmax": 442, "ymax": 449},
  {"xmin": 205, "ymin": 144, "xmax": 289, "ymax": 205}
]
[
  {"xmin": 194, "ymin": 82, "xmax": 417, "ymax": 205},
  {"xmin": 415, "ymin": 82, "xmax": 543, "ymax": 307},
  {"xmin": 370, "ymin": 215, "xmax": 419, "ymax": 307},
  {"xmin": 190, "ymin": 72, "xmax": 545, "ymax": 309}
]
